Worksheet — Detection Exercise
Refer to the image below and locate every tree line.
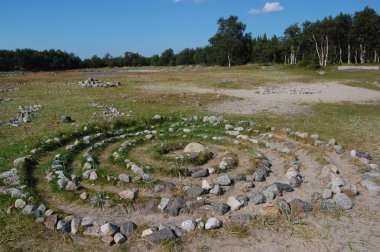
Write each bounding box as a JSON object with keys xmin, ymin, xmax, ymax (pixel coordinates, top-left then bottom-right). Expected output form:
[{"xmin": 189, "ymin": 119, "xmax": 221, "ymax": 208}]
[{"xmin": 0, "ymin": 6, "xmax": 378, "ymax": 71}]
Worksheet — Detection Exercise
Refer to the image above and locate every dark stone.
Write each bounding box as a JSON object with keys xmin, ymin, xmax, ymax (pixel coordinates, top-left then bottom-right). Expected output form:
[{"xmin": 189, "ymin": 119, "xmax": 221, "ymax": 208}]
[
  {"xmin": 191, "ymin": 168, "xmax": 209, "ymax": 178},
  {"xmin": 168, "ymin": 196, "xmax": 186, "ymax": 216},
  {"xmin": 289, "ymin": 198, "xmax": 313, "ymax": 213},
  {"xmin": 264, "ymin": 183, "xmax": 293, "ymax": 197},
  {"xmin": 147, "ymin": 227, "xmax": 177, "ymax": 244},
  {"xmin": 275, "ymin": 199, "xmax": 291, "ymax": 215},
  {"xmin": 120, "ymin": 221, "xmax": 137, "ymax": 238},
  {"xmin": 61, "ymin": 221, "xmax": 71, "ymax": 233},
  {"xmin": 356, "ymin": 151, "xmax": 372, "ymax": 160},
  {"xmin": 186, "ymin": 199, "xmax": 205, "ymax": 210},
  {"xmin": 261, "ymin": 159, "xmax": 272, "ymax": 168},
  {"xmin": 289, "ymin": 176, "xmax": 302, "ymax": 188},
  {"xmin": 186, "ymin": 186, "xmax": 206, "ymax": 197},
  {"xmin": 60, "ymin": 115, "xmax": 74, "ymax": 123},
  {"xmin": 211, "ymin": 202, "xmax": 230, "ymax": 215}
]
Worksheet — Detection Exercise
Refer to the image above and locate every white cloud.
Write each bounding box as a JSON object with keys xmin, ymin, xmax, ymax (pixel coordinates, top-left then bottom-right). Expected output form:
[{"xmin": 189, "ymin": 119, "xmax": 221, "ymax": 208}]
[{"xmin": 249, "ymin": 2, "xmax": 284, "ymax": 15}]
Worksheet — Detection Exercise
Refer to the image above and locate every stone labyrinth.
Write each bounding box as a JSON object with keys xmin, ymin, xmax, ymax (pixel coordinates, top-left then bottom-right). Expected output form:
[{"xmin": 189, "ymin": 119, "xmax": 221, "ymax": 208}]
[{"xmin": 1, "ymin": 114, "xmax": 379, "ymax": 246}]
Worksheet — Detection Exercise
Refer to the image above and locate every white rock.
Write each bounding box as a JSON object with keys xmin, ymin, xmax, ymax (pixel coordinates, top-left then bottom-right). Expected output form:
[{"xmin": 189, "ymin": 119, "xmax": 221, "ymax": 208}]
[
  {"xmin": 181, "ymin": 220, "xmax": 196, "ymax": 232},
  {"xmin": 141, "ymin": 228, "xmax": 154, "ymax": 237},
  {"xmin": 202, "ymin": 180, "xmax": 213, "ymax": 190},
  {"xmin": 183, "ymin": 143, "xmax": 206, "ymax": 153},
  {"xmin": 205, "ymin": 218, "xmax": 222, "ymax": 230},
  {"xmin": 15, "ymin": 199, "xmax": 26, "ymax": 209},
  {"xmin": 350, "ymin": 150, "xmax": 357, "ymax": 158},
  {"xmin": 114, "ymin": 232, "xmax": 126, "ymax": 244},
  {"xmin": 227, "ymin": 197, "xmax": 243, "ymax": 211},
  {"xmin": 100, "ymin": 223, "xmax": 118, "ymax": 236}
]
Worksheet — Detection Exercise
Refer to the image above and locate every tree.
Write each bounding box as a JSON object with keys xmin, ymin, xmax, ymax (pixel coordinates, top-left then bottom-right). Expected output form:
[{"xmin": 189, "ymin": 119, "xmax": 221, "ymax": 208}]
[
  {"xmin": 209, "ymin": 16, "xmax": 248, "ymax": 67},
  {"xmin": 283, "ymin": 24, "xmax": 302, "ymax": 64},
  {"xmin": 159, "ymin": 48, "xmax": 175, "ymax": 66}
]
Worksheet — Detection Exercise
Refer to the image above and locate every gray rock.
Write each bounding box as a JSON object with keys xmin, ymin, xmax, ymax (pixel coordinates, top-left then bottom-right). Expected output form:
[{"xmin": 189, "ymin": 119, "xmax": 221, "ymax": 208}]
[
  {"xmin": 81, "ymin": 216, "xmax": 96, "ymax": 227},
  {"xmin": 334, "ymin": 145, "xmax": 345, "ymax": 154},
  {"xmin": 71, "ymin": 217, "xmax": 80, "ymax": 234},
  {"xmin": 332, "ymin": 193, "xmax": 354, "ymax": 210},
  {"xmin": 186, "ymin": 186, "xmax": 206, "ymax": 197},
  {"xmin": 211, "ymin": 202, "xmax": 230, "ymax": 215},
  {"xmin": 254, "ymin": 170, "xmax": 266, "ymax": 182},
  {"xmin": 361, "ymin": 179, "xmax": 380, "ymax": 195},
  {"xmin": 100, "ymin": 223, "xmax": 119, "ymax": 236},
  {"xmin": 289, "ymin": 176, "xmax": 302, "ymax": 188},
  {"xmin": 343, "ymin": 184, "xmax": 359, "ymax": 196},
  {"xmin": 65, "ymin": 181, "xmax": 77, "ymax": 191},
  {"xmin": 57, "ymin": 177, "xmax": 69, "ymax": 188},
  {"xmin": 14, "ymin": 199, "xmax": 26, "ymax": 209},
  {"xmin": 275, "ymin": 199, "xmax": 291, "ymax": 215},
  {"xmin": 229, "ymin": 214, "xmax": 256, "ymax": 222},
  {"xmin": 35, "ymin": 217, "xmax": 45, "ymax": 223},
  {"xmin": 322, "ymin": 189, "xmax": 333, "ymax": 199},
  {"xmin": 60, "ymin": 115, "xmax": 74, "ymax": 123},
  {"xmin": 356, "ymin": 151, "xmax": 372, "ymax": 160},
  {"xmin": 120, "ymin": 221, "xmax": 137, "ymax": 238},
  {"xmin": 191, "ymin": 168, "xmax": 209, "ymax": 178},
  {"xmin": 168, "ymin": 196, "xmax": 186, "ymax": 216},
  {"xmin": 118, "ymin": 174, "xmax": 131, "ymax": 183},
  {"xmin": 249, "ymin": 192, "xmax": 266, "ymax": 205},
  {"xmin": 210, "ymin": 184, "xmax": 222, "ymax": 195},
  {"xmin": 181, "ymin": 220, "xmax": 196, "ymax": 232},
  {"xmin": 262, "ymin": 190, "xmax": 275, "ymax": 200},
  {"xmin": 264, "ymin": 183, "xmax": 293, "ymax": 197},
  {"xmin": 114, "ymin": 233, "xmax": 126, "ymax": 244},
  {"xmin": 158, "ymin": 198, "xmax": 171, "ymax": 211},
  {"xmin": 309, "ymin": 192, "xmax": 322, "ymax": 204},
  {"xmin": 147, "ymin": 227, "xmax": 177, "ymax": 244},
  {"xmin": 205, "ymin": 218, "xmax": 223, "ymax": 230},
  {"xmin": 22, "ymin": 205, "xmax": 36, "ymax": 215},
  {"xmin": 216, "ymin": 175, "xmax": 232, "ymax": 186},
  {"xmin": 234, "ymin": 174, "xmax": 246, "ymax": 182},
  {"xmin": 289, "ymin": 199, "xmax": 313, "ymax": 213},
  {"xmin": 186, "ymin": 199, "xmax": 205, "ymax": 210}
]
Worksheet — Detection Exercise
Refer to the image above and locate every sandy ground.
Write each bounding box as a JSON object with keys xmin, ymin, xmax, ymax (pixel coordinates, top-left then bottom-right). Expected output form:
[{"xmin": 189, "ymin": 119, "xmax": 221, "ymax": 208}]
[{"xmin": 144, "ymin": 82, "xmax": 380, "ymax": 114}]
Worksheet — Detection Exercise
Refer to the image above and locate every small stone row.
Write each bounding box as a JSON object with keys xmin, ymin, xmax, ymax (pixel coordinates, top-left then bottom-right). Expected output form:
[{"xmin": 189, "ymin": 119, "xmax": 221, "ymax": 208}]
[{"xmin": 79, "ymin": 78, "xmax": 120, "ymax": 88}]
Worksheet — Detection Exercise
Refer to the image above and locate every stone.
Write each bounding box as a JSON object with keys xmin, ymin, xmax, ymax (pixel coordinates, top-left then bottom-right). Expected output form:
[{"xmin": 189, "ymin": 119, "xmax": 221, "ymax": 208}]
[
  {"xmin": 210, "ymin": 184, "xmax": 222, "ymax": 195},
  {"xmin": 119, "ymin": 189, "xmax": 139, "ymax": 200},
  {"xmin": 332, "ymin": 193, "xmax": 354, "ymax": 210},
  {"xmin": 60, "ymin": 115, "xmax": 74, "ymax": 123},
  {"xmin": 187, "ymin": 186, "xmax": 206, "ymax": 197},
  {"xmin": 44, "ymin": 209, "xmax": 54, "ymax": 216},
  {"xmin": 211, "ymin": 202, "xmax": 230, "ymax": 215},
  {"xmin": 289, "ymin": 199, "xmax": 313, "ymax": 213},
  {"xmin": 22, "ymin": 205, "xmax": 36, "ymax": 215},
  {"xmin": 259, "ymin": 204, "xmax": 281, "ymax": 218},
  {"xmin": 361, "ymin": 179, "xmax": 380, "ymax": 196},
  {"xmin": 286, "ymin": 168, "xmax": 299, "ymax": 179},
  {"xmin": 142, "ymin": 228, "xmax": 154, "ymax": 238},
  {"xmin": 289, "ymin": 176, "xmax": 302, "ymax": 188},
  {"xmin": 191, "ymin": 168, "xmax": 209, "ymax": 178},
  {"xmin": 154, "ymin": 184, "xmax": 165, "ymax": 192},
  {"xmin": 44, "ymin": 214, "xmax": 58, "ymax": 230},
  {"xmin": 275, "ymin": 199, "xmax": 291, "ymax": 215},
  {"xmin": 83, "ymin": 225, "xmax": 103, "ymax": 237},
  {"xmin": 181, "ymin": 220, "xmax": 196, "ymax": 232},
  {"xmin": 310, "ymin": 192, "xmax": 322, "ymax": 204},
  {"xmin": 249, "ymin": 192, "xmax": 266, "ymax": 205},
  {"xmin": 168, "ymin": 196, "xmax": 186, "ymax": 216},
  {"xmin": 235, "ymin": 174, "xmax": 246, "ymax": 182},
  {"xmin": 80, "ymin": 191, "xmax": 89, "ymax": 200},
  {"xmin": 114, "ymin": 233, "xmax": 126, "ymax": 244},
  {"xmin": 369, "ymin": 163, "xmax": 379, "ymax": 170},
  {"xmin": 343, "ymin": 184, "xmax": 359, "ymax": 196},
  {"xmin": 61, "ymin": 221, "xmax": 71, "ymax": 233},
  {"xmin": 81, "ymin": 216, "xmax": 95, "ymax": 227},
  {"xmin": 356, "ymin": 151, "xmax": 372, "ymax": 160},
  {"xmin": 158, "ymin": 198, "xmax": 171, "ymax": 211},
  {"xmin": 321, "ymin": 166, "xmax": 332, "ymax": 178},
  {"xmin": 183, "ymin": 143, "xmax": 206, "ymax": 153},
  {"xmin": 328, "ymin": 139, "xmax": 337, "ymax": 145},
  {"xmin": 254, "ymin": 169, "xmax": 267, "ymax": 182},
  {"xmin": 262, "ymin": 190, "xmax": 275, "ymax": 200},
  {"xmin": 310, "ymin": 134, "xmax": 320, "ymax": 140},
  {"xmin": 216, "ymin": 175, "xmax": 232, "ymax": 186},
  {"xmin": 322, "ymin": 189, "xmax": 333, "ymax": 199},
  {"xmin": 102, "ymin": 236, "xmax": 114, "ymax": 245},
  {"xmin": 334, "ymin": 145, "xmax": 345, "ymax": 154},
  {"xmin": 227, "ymin": 197, "xmax": 243, "ymax": 211},
  {"xmin": 186, "ymin": 199, "xmax": 205, "ymax": 210},
  {"xmin": 118, "ymin": 174, "xmax": 131, "ymax": 183},
  {"xmin": 219, "ymin": 157, "xmax": 238, "ymax": 170},
  {"xmin": 89, "ymin": 171, "xmax": 98, "ymax": 181},
  {"xmin": 120, "ymin": 221, "xmax": 137, "ymax": 238},
  {"xmin": 147, "ymin": 227, "xmax": 177, "ymax": 244},
  {"xmin": 14, "ymin": 199, "xmax": 26, "ymax": 209},
  {"xmin": 71, "ymin": 217, "xmax": 80, "ymax": 234},
  {"xmin": 205, "ymin": 218, "xmax": 223, "ymax": 230},
  {"xmin": 330, "ymin": 174, "xmax": 345, "ymax": 187},
  {"xmin": 264, "ymin": 183, "xmax": 293, "ymax": 197},
  {"xmin": 36, "ymin": 217, "xmax": 45, "ymax": 223},
  {"xmin": 152, "ymin": 114, "xmax": 162, "ymax": 120},
  {"xmin": 57, "ymin": 177, "xmax": 69, "ymax": 188},
  {"xmin": 100, "ymin": 223, "xmax": 119, "ymax": 236},
  {"xmin": 202, "ymin": 179, "xmax": 213, "ymax": 190},
  {"xmin": 350, "ymin": 150, "xmax": 357, "ymax": 158},
  {"xmin": 66, "ymin": 181, "xmax": 77, "ymax": 191}
]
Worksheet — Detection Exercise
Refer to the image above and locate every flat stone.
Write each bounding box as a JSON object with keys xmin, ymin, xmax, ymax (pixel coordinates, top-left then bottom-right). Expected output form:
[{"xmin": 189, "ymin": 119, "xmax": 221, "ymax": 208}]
[
  {"xmin": 120, "ymin": 221, "xmax": 137, "ymax": 238},
  {"xmin": 184, "ymin": 143, "xmax": 206, "ymax": 153},
  {"xmin": 83, "ymin": 225, "xmax": 102, "ymax": 237},
  {"xmin": 205, "ymin": 218, "xmax": 223, "ymax": 230},
  {"xmin": 147, "ymin": 227, "xmax": 177, "ymax": 244},
  {"xmin": 191, "ymin": 168, "xmax": 209, "ymax": 178},
  {"xmin": 158, "ymin": 198, "xmax": 171, "ymax": 211}
]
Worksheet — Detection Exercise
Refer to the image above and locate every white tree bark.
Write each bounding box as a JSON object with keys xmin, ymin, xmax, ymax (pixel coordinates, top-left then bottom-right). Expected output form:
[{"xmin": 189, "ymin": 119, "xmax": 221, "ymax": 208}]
[
  {"xmin": 313, "ymin": 35, "xmax": 329, "ymax": 66},
  {"xmin": 339, "ymin": 44, "xmax": 343, "ymax": 64},
  {"xmin": 374, "ymin": 50, "xmax": 377, "ymax": 63},
  {"xmin": 359, "ymin": 44, "xmax": 366, "ymax": 64},
  {"xmin": 347, "ymin": 43, "xmax": 351, "ymax": 64}
]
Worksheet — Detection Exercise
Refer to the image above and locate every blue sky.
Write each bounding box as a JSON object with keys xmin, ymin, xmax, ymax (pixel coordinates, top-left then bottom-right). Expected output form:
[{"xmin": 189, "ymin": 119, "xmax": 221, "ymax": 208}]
[{"xmin": 1, "ymin": 0, "xmax": 379, "ymax": 59}]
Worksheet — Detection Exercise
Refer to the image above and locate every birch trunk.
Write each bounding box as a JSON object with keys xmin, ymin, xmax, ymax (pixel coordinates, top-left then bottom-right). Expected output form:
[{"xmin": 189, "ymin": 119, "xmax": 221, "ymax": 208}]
[
  {"xmin": 347, "ymin": 43, "xmax": 351, "ymax": 64},
  {"xmin": 359, "ymin": 44, "xmax": 365, "ymax": 64}
]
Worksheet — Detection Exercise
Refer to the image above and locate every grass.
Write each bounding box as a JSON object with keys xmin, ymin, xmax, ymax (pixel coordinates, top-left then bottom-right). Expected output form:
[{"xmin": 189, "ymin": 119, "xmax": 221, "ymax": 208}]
[{"xmin": 1, "ymin": 64, "xmax": 380, "ymax": 250}]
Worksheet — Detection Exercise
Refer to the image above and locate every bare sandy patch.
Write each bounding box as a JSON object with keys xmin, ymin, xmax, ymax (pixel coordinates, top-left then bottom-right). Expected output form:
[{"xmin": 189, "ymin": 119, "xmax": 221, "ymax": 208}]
[{"xmin": 143, "ymin": 82, "xmax": 380, "ymax": 114}]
